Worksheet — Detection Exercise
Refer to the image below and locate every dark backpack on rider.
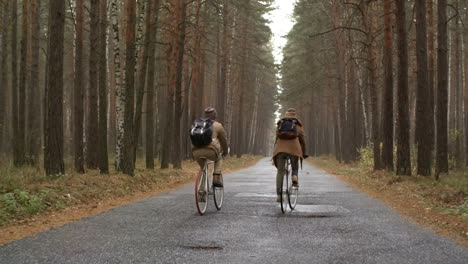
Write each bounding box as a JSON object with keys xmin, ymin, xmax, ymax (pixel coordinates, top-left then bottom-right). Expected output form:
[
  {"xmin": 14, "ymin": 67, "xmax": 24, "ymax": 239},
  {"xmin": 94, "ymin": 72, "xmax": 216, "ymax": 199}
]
[
  {"xmin": 277, "ymin": 119, "xmax": 298, "ymax": 139},
  {"xmin": 190, "ymin": 118, "xmax": 213, "ymax": 147}
]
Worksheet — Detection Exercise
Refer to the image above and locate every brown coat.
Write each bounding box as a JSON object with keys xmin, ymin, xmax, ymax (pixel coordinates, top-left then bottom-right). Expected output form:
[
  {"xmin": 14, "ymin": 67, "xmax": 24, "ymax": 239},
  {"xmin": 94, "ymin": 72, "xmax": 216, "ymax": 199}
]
[
  {"xmin": 192, "ymin": 121, "xmax": 229, "ymax": 156},
  {"xmin": 273, "ymin": 119, "xmax": 306, "ymax": 160}
]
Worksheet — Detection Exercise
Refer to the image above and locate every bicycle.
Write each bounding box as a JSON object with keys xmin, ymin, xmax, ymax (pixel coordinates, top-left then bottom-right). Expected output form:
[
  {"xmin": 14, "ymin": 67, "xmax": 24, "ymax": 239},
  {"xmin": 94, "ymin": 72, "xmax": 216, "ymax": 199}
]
[
  {"xmin": 279, "ymin": 154, "xmax": 298, "ymax": 213},
  {"xmin": 195, "ymin": 157, "xmax": 224, "ymax": 215}
]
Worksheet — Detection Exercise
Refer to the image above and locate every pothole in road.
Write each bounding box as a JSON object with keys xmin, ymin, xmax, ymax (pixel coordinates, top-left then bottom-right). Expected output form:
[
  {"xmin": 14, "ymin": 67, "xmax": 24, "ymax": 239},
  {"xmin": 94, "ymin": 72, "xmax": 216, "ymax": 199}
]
[{"xmin": 180, "ymin": 245, "xmax": 224, "ymax": 251}]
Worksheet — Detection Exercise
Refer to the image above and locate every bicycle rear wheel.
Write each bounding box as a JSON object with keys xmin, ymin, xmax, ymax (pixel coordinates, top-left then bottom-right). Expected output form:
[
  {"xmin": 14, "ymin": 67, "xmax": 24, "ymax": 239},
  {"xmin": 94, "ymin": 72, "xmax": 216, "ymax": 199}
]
[
  {"xmin": 280, "ymin": 168, "xmax": 289, "ymax": 214},
  {"xmin": 213, "ymin": 177, "xmax": 224, "ymax": 210},
  {"xmin": 195, "ymin": 170, "xmax": 208, "ymax": 215}
]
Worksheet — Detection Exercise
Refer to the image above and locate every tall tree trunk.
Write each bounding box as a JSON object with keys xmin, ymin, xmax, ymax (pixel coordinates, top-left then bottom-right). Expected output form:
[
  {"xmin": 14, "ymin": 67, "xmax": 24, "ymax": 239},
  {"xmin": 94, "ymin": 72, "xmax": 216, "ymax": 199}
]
[
  {"xmin": 146, "ymin": 0, "xmax": 161, "ymax": 170},
  {"xmin": 27, "ymin": 0, "xmax": 41, "ymax": 164},
  {"xmin": 381, "ymin": 0, "xmax": 394, "ymax": 170},
  {"xmin": 122, "ymin": 0, "xmax": 137, "ymax": 175},
  {"xmin": 395, "ymin": 0, "xmax": 412, "ymax": 175},
  {"xmin": 134, "ymin": 0, "xmax": 154, "ymax": 166},
  {"xmin": 17, "ymin": 0, "xmax": 28, "ymax": 166},
  {"xmin": 415, "ymin": 0, "xmax": 431, "ymax": 175},
  {"xmin": 44, "ymin": 0, "xmax": 66, "ymax": 176},
  {"xmin": 172, "ymin": 0, "xmax": 187, "ymax": 169},
  {"xmin": 146, "ymin": 0, "xmax": 160, "ymax": 169},
  {"xmin": 427, "ymin": 0, "xmax": 435, "ymax": 156},
  {"xmin": 87, "ymin": 0, "xmax": 99, "ymax": 169},
  {"xmin": 111, "ymin": 0, "xmax": 124, "ymax": 171},
  {"xmin": 98, "ymin": 0, "xmax": 109, "ymax": 173},
  {"xmin": 11, "ymin": 0, "xmax": 19, "ymax": 166},
  {"xmin": 74, "ymin": 0, "xmax": 85, "ymax": 173},
  {"xmin": 217, "ymin": 0, "xmax": 229, "ymax": 124},
  {"xmin": 0, "ymin": 1, "xmax": 9, "ymax": 154},
  {"xmin": 436, "ymin": 0, "xmax": 449, "ymax": 177},
  {"xmin": 454, "ymin": 5, "xmax": 462, "ymax": 167},
  {"xmin": 190, "ymin": 0, "xmax": 202, "ymax": 123}
]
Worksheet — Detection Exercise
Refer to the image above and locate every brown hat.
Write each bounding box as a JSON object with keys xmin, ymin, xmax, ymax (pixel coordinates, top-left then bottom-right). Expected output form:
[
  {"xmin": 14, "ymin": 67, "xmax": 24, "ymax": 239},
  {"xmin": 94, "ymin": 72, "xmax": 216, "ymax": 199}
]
[
  {"xmin": 204, "ymin": 107, "xmax": 217, "ymax": 120},
  {"xmin": 283, "ymin": 108, "xmax": 297, "ymax": 119}
]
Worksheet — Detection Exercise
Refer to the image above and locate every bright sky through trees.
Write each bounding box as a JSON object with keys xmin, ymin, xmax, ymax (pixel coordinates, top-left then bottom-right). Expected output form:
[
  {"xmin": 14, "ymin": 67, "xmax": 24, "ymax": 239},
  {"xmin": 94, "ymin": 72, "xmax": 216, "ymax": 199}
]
[{"xmin": 267, "ymin": 0, "xmax": 295, "ymax": 64}]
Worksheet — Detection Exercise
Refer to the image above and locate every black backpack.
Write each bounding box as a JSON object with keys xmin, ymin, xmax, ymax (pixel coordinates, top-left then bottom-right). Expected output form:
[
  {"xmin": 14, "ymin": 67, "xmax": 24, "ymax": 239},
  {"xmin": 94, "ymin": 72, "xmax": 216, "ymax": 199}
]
[
  {"xmin": 190, "ymin": 118, "xmax": 214, "ymax": 147},
  {"xmin": 277, "ymin": 119, "xmax": 298, "ymax": 139}
]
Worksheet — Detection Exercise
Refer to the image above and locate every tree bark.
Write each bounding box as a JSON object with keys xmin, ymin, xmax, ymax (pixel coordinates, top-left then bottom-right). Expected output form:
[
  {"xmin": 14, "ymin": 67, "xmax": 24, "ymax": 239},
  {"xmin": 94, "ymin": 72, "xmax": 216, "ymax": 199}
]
[
  {"xmin": 122, "ymin": 0, "xmax": 137, "ymax": 175},
  {"xmin": 146, "ymin": 0, "xmax": 161, "ymax": 170},
  {"xmin": 134, "ymin": 0, "xmax": 155, "ymax": 166},
  {"xmin": 395, "ymin": 0, "xmax": 412, "ymax": 175},
  {"xmin": 427, "ymin": 0, "xmax": 435, "ymax": 156},
  {"xmin": 17, "ymin": 0, "xmax": 29, "ymax": 166},
  {"xmin": 11, "ymin": 0, "xmax": 20, "ymax": 166},
  {"xmin": 74, "ymin": 0, "xmax": 85, "ymax": 173},
  {"xmin": 381, "ymin": 0, "xmax": 394, "ymax": 170},
  {"xmin": 172, "ymin": 0, "xmax": 187, "ymax": 169},
  {"xmin": 111, "ymin": 0, "xmax": 124, "ymax": 171},
  {"xmin": 436, "ymin": 0, "xmax": 449, "ymax": 177},
  {"xmin": 0, "ymin": 1, "xmax": 9, "ymax": 154},
  {"xmin": 415, "ymin": 0, "xmax": 431, "ymax": 176},
  {"xmin": 44, "ymin": 0, "xmax": 66, "ymax": 176},
  {"xmin": 98, "ymin": 0, "xmax": 109, "ymax": 173},
  {"xmin": 87, "ymin": 0, "xmax": 100, "ymax": 169},
  {"xmin": 27, "ymin": 0, "xmax": 41, "ymax": 165}
]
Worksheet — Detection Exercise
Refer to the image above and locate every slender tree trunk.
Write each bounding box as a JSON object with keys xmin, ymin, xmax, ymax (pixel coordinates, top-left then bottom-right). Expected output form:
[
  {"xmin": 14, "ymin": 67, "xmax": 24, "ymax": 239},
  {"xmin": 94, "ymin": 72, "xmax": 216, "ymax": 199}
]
[
  {"xmin": 74, "ymin": 0, "xmax": 85, "ymax": 173},
  {"xmin": 427, "ymin": 0, "xmax": 435, "ymax": 156},
  {"xmin": 217, "ymin": 0, "xmax": 229, "ymax": 124},
  {"xmin": 17, "ymin": 0, "xmax": 29, "ymax": 166},
  {"xmin": 87, "ymin": 0, "xmax": 99, "ymax": 169},
  {"xmin": 11, "ymin": 0, "xmax": 20, "ymax": 166},
  {"xmin": 395, "ymin": 0, "xmax": 412, "ymax": 175},
  {"xmin": 134, "ymin": 0, "xmax": 154, "ymax": 165},
  {"xmin": 111, "ymin": 0, "xmax": 124, "ymax": 171},
  {"xmin": 122, "ymin": 0, "xmax": 137, "ymax": 175},
  {"xmin": 0, "ymin": 1, "xmax": 9, "ymax": 154},
  {"xmin": 98, "ymin": 0, "xmax": 109, "ymax": 173},
  {"xmin": 381, "ymin": 0, "xmax": 394, "ymax": 170},
  {"xmin": 27, "ymin": 0, "xmax": 41, "ymax": 164},
  {"xmin": 44, "ymin": 0, "xmax": 66, "ymax": 176},
  {"xmin": 454, "ymin": 5, "xmax": 462, "ymax": 167},
  {"xmin": 190, "ymin": 0, "xmax": 202, "ymax": 123},
  {"xmin": 146, "ymin": 0, "xmax": 161, "ymax": 170},
  {"xmin": 436, "ymin": 0, "xmax": 449, "ymax": 177},
  {"xmin": 173, "ymin": 0, "xmax": 187, "ymax": 169},
  {"xmin": 415, "ymin": 0, "xmax": 431, "ymax": 175}
]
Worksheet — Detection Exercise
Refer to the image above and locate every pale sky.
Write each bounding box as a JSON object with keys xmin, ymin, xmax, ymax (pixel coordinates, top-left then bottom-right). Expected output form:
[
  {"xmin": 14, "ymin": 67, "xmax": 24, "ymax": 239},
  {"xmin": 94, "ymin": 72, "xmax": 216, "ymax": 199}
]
[{"xmin": 267, "ymin": 0, "xmax": 296, "ymax": 64}]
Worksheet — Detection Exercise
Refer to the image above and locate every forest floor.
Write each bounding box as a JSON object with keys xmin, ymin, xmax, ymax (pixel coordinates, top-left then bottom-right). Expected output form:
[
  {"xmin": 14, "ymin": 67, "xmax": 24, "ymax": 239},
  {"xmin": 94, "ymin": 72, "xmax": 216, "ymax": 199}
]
[
  {"xmin": 309, "ymin": 157, "xmax": 468, "ymax": 246},
  {"xmin": 0, "ymin": 155, "xmax": 261, "ymax": 245}
]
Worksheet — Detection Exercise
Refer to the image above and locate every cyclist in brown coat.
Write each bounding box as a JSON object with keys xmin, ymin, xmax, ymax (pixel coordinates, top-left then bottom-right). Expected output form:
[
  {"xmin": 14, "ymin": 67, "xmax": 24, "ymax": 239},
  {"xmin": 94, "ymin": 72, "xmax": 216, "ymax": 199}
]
[
  {"xmin": 192, "ymin": 107, "xmax": 229, "ymax": 187},
  {"xmin": 273, "ymin": 108, "xmax": 307, "ymax": 202}
]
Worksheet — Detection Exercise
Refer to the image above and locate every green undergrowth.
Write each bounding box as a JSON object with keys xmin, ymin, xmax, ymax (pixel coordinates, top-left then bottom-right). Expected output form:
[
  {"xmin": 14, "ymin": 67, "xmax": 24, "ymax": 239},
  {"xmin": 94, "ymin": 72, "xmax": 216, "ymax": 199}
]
[
  {"xmin": 0, "ymin": 155, "xmax": 262, "ymax": 226},
  {"xmin": 310, "ymin": 156, "xmax": 468, "ymax": 221}
]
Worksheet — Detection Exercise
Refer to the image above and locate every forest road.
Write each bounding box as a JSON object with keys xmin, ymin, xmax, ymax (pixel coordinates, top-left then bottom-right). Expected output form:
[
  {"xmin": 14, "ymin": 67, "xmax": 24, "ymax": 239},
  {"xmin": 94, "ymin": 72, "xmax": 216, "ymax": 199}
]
[{"xmin": 1, "ymin": 158, "xmax": 467, "ymax": 264}]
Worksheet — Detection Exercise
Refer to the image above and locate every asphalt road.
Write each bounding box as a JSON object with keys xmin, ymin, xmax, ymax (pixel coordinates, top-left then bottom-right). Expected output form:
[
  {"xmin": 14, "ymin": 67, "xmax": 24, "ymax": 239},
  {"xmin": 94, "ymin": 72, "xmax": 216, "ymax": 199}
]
[{"xmin": 1, "ymin": 158, "xmax": 467, "ymax": 264}]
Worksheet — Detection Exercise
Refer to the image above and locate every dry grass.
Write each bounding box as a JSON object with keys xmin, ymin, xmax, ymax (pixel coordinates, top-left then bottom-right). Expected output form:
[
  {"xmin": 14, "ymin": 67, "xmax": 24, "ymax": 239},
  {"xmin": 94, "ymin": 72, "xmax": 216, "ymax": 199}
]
[
  {"xmin": 0, "ymin": 155, "xmax": 262, "ymax": 227},
  {"xmin": 309, "ymin": 157, "xmax": 468, "ymax": 246}
]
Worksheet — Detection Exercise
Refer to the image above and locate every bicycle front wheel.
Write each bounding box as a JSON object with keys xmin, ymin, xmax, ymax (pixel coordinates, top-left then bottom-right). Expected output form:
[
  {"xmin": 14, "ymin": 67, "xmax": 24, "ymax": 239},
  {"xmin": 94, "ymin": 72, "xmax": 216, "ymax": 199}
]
[
  {"xmin": 213, "ymin": 177, "xmax": 224, "ymax": 210},
  {"xmin": 195, "ymin": 170, "xmax": 208, "ymax": 215},
  {"xmin": 288, "ymin": 175, "xmax": 298, "ymax": 210}
]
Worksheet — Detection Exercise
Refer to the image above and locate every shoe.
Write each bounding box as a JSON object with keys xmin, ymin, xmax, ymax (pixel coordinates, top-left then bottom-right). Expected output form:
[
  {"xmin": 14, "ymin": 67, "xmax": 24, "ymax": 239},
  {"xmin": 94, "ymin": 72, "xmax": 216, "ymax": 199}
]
[
  {"xmin": 292, "ymin": 175, "xmax": 299, "ymax": 187},
  {"xmin": 213, "ymin": 173, "xmax": 223, "ymax": 187},
  {"xmin": 276, "ymin": 195, "xmax": 281, "ymax": 203}
]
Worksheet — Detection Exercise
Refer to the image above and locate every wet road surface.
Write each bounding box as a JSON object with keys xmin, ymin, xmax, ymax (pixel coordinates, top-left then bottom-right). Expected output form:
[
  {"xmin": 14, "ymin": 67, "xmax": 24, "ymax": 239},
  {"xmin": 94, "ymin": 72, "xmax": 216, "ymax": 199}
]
[{"xmin": 1, "ymin": 158, "xmax": 467, "ymax": 263}]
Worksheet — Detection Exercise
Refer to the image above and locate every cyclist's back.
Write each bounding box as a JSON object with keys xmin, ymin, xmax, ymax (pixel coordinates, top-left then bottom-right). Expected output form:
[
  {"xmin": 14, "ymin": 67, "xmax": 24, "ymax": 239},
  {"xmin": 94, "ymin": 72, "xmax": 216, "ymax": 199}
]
[
  {"xmin": 273, "ymin": 108, "xmax": 306, "ymax": 202},
  {"xmin": 191, "ymin": 107, "xmax": 228, "ymax": 187}
]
